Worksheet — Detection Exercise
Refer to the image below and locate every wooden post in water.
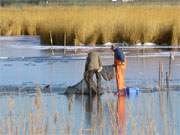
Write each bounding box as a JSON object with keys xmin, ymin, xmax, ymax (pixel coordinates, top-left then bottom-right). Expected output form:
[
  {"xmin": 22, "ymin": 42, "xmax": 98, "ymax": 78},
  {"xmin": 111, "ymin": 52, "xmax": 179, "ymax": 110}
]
[
  {"xmin": 141, "ymin": 42, "xmax": 144, "ymax": 55},
  {"xmin": 49, "ymin": 31, "xmax": 54, "ymax": 55},
  {"xmin": 64, "ymin": 32, "xmax": 66, "ymax": 55},
  {"xmin": 161, "ymin": 63, "xmax": 164, "ymax": 90},
  {"xmin": 74, "ymin": 36, "xmax": 77, "ymax": 54},
  {"xmin": 158, "ymin": 62, "xmax": 161, "ymax": 90},
  {"xmin": 166, "ymin": 72, "xmax": 169, "ymax": 89},
  {"xmin": 158, "ymin": 62, "xmax": 164, "ymax": 90},
  {"xmin": 168, "ymin": 52, "xmax": 174, "ymax": 80}
]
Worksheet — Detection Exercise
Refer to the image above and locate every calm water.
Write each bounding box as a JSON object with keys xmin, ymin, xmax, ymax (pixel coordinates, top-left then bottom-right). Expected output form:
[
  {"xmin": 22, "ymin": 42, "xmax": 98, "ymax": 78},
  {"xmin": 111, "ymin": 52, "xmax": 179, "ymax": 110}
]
[{"xmin": 0, "ymin": 36, "xmax": 180, "ymax": 134}]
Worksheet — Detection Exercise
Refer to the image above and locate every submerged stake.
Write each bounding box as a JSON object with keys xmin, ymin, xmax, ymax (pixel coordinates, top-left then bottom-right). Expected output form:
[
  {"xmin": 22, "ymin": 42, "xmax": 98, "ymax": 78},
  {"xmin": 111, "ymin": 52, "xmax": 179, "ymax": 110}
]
[
  {"xmin": 168, "ymin": 52, "xmax": 174, "ymax": 80},
  {"xmin": 64, "ymin": 32, "xmax": 66, "ymax": 55},
  {"xmin": 166, "ymin": 72, "xmax": 169, "ymax": 89},
  {"xmin": 49, "ymin": 31, "xmax": 54, "ymax": 55},
  {"xmin": 158, "ymin": 62, "xmax": 164, "ymax": 90}
]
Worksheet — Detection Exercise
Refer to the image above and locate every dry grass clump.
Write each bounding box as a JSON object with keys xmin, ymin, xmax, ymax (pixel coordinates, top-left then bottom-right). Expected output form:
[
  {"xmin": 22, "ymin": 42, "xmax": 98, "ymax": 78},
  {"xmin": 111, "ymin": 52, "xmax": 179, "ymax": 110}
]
[{"xmin": 0, "ymin": 5, "xmax": 180, "ymax": 45}]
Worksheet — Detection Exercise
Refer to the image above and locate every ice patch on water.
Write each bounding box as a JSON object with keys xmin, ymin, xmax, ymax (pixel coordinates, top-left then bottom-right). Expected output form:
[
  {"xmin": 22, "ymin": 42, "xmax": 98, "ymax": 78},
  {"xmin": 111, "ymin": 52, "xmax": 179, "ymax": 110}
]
[
  {"xmin": 103, "ymin": 42, "xmax": 113, "ymax": 46},
  {"xmin": 135, "ymin": 42, "xmax": 156, "ymax": 46},
  {"xmin": 0, "ymin": 36, "xmax": 40, "ymax": 46},
  {"xmin": 129, "ymin": 52, "xmax": 180, "ymax": 57},
  {"xmin": 0, "ymin": 52, "xmax": 180, "ymax": 63},
  {"xmin": 176, "ymin": 64, "xmax": 180, "ymax": 66},
  {"xmin": 0, "ymin": 57, "xmax": 8, "ymax": 60},
  {"xmin": 0, "ymin": 36, "xmax": 40, "ymax": 42}
]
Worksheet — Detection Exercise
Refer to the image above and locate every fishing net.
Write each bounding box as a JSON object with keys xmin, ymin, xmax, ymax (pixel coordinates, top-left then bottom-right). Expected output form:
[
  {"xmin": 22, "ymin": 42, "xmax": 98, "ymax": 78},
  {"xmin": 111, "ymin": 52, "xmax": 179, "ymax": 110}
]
[
  {"xmin": 101, "ymin": 65, "xmax": 114, "ymax": 81},
  {"xmin": 65, "ymin": 65, "xmax": 114, "ymax": 94}
]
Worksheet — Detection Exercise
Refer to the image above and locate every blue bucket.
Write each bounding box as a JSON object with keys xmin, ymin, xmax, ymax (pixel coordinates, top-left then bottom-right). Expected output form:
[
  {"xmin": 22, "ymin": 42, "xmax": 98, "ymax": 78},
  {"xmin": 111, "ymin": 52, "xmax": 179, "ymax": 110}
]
[{"xmin": 126, "ymin": 87, "xmax": 140, "ymax": 97}]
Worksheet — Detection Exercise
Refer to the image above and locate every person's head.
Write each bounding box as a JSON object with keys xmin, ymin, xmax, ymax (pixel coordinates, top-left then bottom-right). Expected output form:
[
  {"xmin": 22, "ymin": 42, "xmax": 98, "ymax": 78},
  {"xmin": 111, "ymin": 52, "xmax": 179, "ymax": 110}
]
[{"xmin": 111, "ymin": 44, "xmax": 116, "ymax": 51}]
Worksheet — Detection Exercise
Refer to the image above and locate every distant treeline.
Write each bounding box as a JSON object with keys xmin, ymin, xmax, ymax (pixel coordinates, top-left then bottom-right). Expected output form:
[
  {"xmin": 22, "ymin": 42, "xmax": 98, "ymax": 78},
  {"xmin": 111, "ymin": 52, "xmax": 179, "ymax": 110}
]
[{"xmin": 1, "ymin": 0, "xmax": 180, "ymax": 6}]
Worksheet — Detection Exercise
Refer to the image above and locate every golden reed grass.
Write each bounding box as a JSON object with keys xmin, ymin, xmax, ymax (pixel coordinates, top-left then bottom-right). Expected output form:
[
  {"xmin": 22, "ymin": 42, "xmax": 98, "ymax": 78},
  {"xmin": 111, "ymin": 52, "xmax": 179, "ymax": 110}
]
[{"xmin": 0, "ymin": 5, "xmax": 180, "ymax": 45}]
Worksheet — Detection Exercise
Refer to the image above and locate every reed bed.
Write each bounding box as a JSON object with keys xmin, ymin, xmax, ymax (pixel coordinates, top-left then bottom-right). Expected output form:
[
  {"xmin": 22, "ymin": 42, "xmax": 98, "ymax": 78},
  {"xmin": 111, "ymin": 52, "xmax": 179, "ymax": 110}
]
[{"xmin": 0, "ymin": 5, "xmax": 180, "ymax": 45}]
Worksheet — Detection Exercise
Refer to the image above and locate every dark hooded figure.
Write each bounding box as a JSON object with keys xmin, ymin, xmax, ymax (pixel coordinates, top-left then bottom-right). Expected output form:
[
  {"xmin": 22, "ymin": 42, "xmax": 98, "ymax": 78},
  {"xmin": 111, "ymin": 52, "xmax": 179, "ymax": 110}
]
[{"xmin": 84, "ymin": 51, "xmax": 103, "ymax": 95}]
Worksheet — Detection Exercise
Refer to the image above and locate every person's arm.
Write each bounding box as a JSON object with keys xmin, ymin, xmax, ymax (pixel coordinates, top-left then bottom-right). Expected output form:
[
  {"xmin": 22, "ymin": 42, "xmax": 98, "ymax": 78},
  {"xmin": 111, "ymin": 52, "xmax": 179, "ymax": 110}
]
[
  {"xmin": 97, "ymin": 54, "xmax": 103, "ymax": 72},
  {"xmin": 84, "ymin": 56, "xmax": 89, "ymax": 79},
  {"xmin": 98, "ymin": 54, "xmax": 102, "ymax": 67}
]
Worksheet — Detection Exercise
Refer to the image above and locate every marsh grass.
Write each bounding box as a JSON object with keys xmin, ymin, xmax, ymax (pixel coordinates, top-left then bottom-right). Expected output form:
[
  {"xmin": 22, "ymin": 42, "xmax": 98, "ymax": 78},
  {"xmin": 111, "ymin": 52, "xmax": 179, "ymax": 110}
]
[{"xmin": 0, "ymin": 5, "xmax": 180, "ymax": 45}]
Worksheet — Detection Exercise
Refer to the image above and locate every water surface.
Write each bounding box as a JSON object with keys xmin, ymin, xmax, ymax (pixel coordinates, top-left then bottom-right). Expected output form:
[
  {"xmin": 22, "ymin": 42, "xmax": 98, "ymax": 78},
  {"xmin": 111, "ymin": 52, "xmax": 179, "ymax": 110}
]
[{"xmin": 0, "ymin": 36, "xmax": 180, "ymax": 134}]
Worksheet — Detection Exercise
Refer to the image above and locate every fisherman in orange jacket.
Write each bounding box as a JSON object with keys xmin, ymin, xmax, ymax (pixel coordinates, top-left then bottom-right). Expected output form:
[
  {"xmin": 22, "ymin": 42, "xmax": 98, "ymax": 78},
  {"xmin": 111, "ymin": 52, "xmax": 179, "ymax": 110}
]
[{"xmin": 111, "ymin": 45, "xmax": 126, "ymax": 95}]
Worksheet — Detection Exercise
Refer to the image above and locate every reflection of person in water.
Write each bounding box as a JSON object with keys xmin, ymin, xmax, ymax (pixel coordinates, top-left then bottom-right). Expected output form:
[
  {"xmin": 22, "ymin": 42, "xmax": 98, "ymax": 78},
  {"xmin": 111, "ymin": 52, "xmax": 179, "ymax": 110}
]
[
  {"xmin": 84, "ymin": 95, "xmax": 103, "ymax": 134},
  {"xmin": 117, "ymin": 95, "xmax": 126, "ymax": 134}
]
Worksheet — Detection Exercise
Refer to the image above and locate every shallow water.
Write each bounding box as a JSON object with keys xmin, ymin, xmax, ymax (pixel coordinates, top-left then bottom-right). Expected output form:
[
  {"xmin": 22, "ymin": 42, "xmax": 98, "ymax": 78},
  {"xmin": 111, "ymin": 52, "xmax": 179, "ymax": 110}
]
[{"xmin": 0, "ymin": 36, "xmax": 180, "ymax": 134}]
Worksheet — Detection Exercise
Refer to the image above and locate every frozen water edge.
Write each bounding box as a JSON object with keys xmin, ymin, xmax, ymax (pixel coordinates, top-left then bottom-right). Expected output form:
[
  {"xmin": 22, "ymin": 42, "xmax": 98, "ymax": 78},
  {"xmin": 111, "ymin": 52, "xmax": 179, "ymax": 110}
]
[
  {"xmin": 0, "ymin": 35, "xmax": 180, "ymax": 49},
  {"xmin": 0, "ymin": 36, "xmax": 40, "ymax": 43},
  {"xmin": 0, "ymin": 52, "xmax": 180, "ymax": 62},
  {"xmin": 2, "ymin": 43, "xmax": 180, "ymax": 50},
  {"xmin": 1, "ymin": 36, "xmax": 180, "ymax": 58},
  {"xmin": 1, "ymin": 35, "xmax": 180, "ymax": 58}
]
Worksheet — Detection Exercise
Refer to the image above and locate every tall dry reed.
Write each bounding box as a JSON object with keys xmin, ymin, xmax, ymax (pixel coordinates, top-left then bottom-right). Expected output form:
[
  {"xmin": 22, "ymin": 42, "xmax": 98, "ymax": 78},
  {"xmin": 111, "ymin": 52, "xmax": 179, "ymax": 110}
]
[{"xmin": 0, "ymin": 5, "xmax": 180, "ymax": 45}]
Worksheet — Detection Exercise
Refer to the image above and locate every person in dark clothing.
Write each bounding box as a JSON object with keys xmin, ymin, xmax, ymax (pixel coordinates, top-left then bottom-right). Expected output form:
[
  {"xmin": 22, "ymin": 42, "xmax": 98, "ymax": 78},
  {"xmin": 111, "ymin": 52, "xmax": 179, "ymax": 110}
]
[
  {"xmin": 112, "ymin": 45, "xmax": 125, "ymax": 62},
  {"xmin": 84, "ymin": 51, "xmax": 103, "ymax": 95}
]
